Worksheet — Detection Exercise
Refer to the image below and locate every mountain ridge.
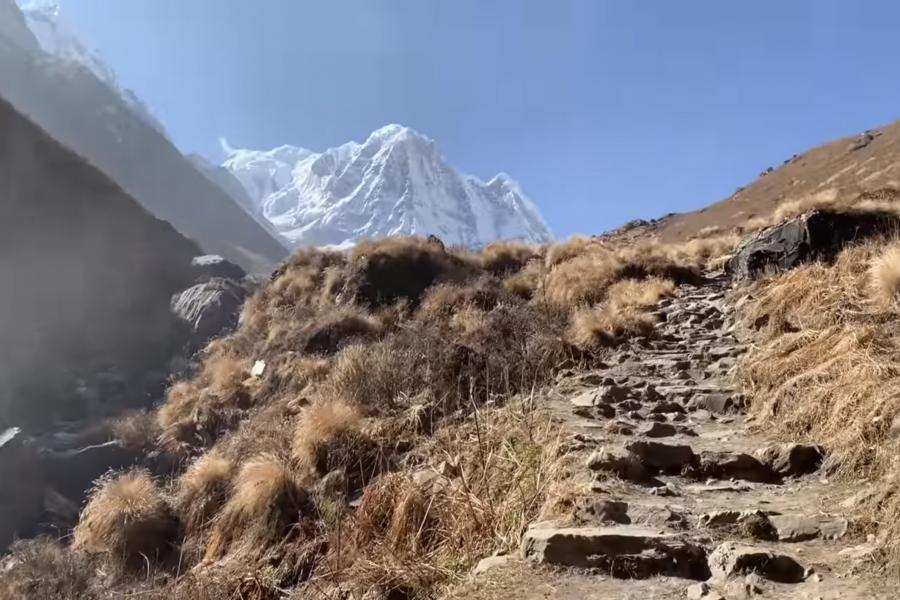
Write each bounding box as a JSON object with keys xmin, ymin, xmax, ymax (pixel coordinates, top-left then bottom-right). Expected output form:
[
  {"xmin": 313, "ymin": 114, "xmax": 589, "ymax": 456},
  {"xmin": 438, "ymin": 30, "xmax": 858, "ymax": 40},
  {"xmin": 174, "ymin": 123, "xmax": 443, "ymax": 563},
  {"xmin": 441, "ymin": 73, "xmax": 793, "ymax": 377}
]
[
  {"xmin": 0, "ymin": 0, "xmax": 288, "ymax": 272},
  {"xmin": 219, "ymin": 124, "xmax": 554, "ymax": 248}
]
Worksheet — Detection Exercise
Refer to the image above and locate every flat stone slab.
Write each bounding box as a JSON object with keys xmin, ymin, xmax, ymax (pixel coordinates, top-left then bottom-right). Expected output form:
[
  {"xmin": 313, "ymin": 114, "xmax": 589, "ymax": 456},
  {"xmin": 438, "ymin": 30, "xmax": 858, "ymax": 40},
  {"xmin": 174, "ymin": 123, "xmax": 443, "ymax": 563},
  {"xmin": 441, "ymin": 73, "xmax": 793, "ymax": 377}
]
[
  {"xmin": 522, "ymin": 525, "xmax": 709, "ymax": 579},
  {"xmin": 769, "ymin": 514, "xmax": 849, "ymax": 542}
]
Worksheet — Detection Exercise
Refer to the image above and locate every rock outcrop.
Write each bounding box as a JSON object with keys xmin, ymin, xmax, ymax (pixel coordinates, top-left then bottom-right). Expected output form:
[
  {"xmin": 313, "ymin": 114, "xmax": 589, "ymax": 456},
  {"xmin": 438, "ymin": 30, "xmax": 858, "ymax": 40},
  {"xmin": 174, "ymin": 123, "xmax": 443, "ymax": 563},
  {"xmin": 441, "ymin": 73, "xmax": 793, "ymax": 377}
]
[
  {"xmin": 0, "ymin": 4, "xmax": 287, "ymax": 272},
  {"xmin": 171, "ymin": 277, "xmax": 251, "ymax": 350},
  {"xmin": 727, "ymin": 210, "xmax": 900, "ymax": 280}
]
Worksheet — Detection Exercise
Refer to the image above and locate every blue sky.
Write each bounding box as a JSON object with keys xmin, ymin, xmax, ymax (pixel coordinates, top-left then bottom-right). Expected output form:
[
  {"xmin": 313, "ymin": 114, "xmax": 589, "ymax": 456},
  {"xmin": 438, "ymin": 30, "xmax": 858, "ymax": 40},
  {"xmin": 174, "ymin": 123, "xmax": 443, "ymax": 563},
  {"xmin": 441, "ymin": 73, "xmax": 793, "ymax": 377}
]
[{"xmin": 44, "ymin": 0, "xmax": 900, "ymax": 237}]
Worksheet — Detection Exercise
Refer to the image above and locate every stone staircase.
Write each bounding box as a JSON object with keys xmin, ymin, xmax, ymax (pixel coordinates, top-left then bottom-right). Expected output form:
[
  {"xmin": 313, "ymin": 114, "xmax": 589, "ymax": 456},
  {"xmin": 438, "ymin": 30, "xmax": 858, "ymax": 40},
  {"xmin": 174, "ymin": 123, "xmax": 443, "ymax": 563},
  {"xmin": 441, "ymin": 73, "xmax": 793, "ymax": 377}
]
[{"xmin": 458, "ymin": 275, "xmax": 891, "ymax": 599}]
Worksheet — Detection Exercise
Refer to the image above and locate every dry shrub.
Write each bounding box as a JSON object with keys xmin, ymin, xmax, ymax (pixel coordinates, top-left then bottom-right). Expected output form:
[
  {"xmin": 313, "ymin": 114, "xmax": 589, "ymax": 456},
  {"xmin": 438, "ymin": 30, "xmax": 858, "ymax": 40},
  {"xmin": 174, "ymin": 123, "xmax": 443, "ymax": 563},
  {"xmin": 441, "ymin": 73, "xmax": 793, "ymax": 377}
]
[
  {"xmin": 250, "ymin": 353, "xmax": 331, "ymax": 404},
  {"xmin": 73, "ymin": 470, "xmax": 177, "ymax": 570},
  {"xmin": 868, "ymin": 242, "xmax": 900, "ymax": 308},
  {"xmin": 696, "ymin": 225, "xmax": 722, "ymax": 237},
  {"xmin": 335, "ymin": 403, "xmax": 561, "ymax": 598},
  {"xmin": 174, "ymin": 453, "xmax": 234, "ymax": 534},
  {"xmin": 674, "ymin": 233, "xmax": 742, "ymax": 268},
  {"xmin": 480, "ymin": 241, "xmax": 539, "ymax": 276},
  {"xmin": 344, "ymin": 237, "xmax": 474, "ymax": 308},
  {"xmin": 325, "ymin": 342, "xmax": 422, "ymax": 412},
  {"xmin": 205, "ymin": 456, "xmax": 313, "ymax": 560},
  {"xmin": 264, "ymin": 248, "xmax": 347, "ymax": 311}
]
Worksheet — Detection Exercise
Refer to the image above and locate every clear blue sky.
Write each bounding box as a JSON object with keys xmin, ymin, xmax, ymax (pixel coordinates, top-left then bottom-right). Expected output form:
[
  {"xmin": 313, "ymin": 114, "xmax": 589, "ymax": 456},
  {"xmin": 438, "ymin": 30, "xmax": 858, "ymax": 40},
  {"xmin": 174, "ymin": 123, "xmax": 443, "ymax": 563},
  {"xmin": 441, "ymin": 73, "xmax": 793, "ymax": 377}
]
[{"xmin": 46, "ymin": 0, "xmax": 900, "ymax": 237}]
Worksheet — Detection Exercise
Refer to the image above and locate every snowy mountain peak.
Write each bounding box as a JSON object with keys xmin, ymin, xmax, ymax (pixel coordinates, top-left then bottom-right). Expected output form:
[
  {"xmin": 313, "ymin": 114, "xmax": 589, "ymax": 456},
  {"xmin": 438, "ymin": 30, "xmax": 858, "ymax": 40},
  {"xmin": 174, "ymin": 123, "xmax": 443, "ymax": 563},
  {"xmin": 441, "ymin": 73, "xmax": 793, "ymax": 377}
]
[
  {"xmin": 219, "ymin": 126, "xmax": 553, "ymax": 249},
  {"xmin": 17, "ymin": 0, "xmax": 167, "ymax": 136}
]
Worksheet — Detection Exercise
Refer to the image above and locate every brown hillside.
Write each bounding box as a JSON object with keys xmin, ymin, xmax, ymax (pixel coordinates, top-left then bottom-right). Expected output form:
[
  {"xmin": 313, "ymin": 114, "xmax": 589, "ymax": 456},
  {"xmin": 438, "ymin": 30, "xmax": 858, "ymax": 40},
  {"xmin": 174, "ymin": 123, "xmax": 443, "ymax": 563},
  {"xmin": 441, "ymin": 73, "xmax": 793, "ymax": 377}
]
[{"xmin": 657, "ymin": 120, "xmax": 900, "ymax": 241}]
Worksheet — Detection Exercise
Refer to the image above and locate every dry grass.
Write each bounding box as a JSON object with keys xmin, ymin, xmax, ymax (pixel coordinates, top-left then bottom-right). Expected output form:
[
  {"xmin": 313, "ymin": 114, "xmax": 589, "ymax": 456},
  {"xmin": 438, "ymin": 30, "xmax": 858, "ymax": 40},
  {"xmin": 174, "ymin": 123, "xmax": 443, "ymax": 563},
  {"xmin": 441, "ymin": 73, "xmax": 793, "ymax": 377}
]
[
  {"xmin": 174, "ymin": 453, "xmax": 234, "ymax": 534},
  {"xmin": 567, "ymin": 277, "xmax": 674, "ymax": 349},
  {"xmin": 732, "ymin": 237, "xmax": 900, "ymax": 570},
  {"xmin": 344, "ymin": 237, "xmax": 475, "ymax": 308},
  {"xmin": 72, "ymin": 470, "xmax": 176, "ymax": 570},
  {"xmin": 292, "ymin": 400, "xmax": 385, "ymax": 490},
  {"xmin": 868, "ymin": 242, "xmax": 900, "ymax": 308},
  {"xmin": 0, "ymin": 539, "xmax": 97, "ymax": 600},
  {"xmin": 480, "ymin": 241, "xmax": 540, "ymax": 276},
  {"xmin": 14, "ymin": 233, "xmax": 714, "ymax": 597},
  {"xmin": 205, "ymin": 456, "xmax": 313, "ymax": 561}
]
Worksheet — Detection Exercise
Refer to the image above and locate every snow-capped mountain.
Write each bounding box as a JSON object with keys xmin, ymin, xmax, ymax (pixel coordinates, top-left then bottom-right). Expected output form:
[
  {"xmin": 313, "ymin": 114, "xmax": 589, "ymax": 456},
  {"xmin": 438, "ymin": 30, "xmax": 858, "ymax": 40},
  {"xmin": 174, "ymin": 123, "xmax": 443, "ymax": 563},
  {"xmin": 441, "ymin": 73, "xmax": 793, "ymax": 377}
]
[
  {"xmin": 221, "ymin": 125, "xmax": 553, "ymax": 248},
  {"xmin": 17, "ymin": 0, "xmax": 166, "ymax": 136}
]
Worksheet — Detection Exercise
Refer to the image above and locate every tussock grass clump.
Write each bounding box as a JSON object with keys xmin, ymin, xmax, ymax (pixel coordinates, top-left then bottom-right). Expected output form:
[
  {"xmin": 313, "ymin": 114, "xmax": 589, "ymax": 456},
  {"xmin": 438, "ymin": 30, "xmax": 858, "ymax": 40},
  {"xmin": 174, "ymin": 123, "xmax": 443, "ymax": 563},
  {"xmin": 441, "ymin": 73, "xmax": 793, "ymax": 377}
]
[
  {"xmin": 480, "ymin": 241, "xmax": 540, "ymax": 276},
  {"xmin": 157, "ymin": 354, "xmax": 251, "ymax": 453},
  {"xmin": 567, "ymin": 277, "xmax": 674, "ymax": 349},
  {"xmin": 297, "ymin": 307, "xmax": 384, "ymax": 356},
  {"xmin": 73, "ymin": 470, "xmax": 177, "ymax": 570},
  {"xmin": 568, "ymin": 302, "xmax": 658, "ymax": 349},
  {"xmin": 344, "ymin": 237, "xmax": 475, "ymax": 308},
  {"xmin": 868, "ymin": 242, "xmax": 900, "ymax": 309},
  {"xmin": 205, "ymin": 456, "xmax": 313, "ymax": 560},
  {"xmin": 292, "ymin": 400, "xmax": 386, "ymax": 490},
  {"xmin": 542, "ymin": 251, "xmax": 622, "ymax": 306},
  {"xmin": 174, "ymin": 453, "xmax": 234, "ymax": 534}
]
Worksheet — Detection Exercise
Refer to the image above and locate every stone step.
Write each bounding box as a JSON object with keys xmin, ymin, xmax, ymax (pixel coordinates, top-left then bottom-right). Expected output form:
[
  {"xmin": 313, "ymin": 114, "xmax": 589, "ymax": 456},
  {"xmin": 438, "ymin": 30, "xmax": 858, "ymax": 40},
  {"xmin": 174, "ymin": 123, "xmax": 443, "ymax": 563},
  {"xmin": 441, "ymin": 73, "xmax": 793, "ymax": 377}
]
[{"xmin": 522, "ymin": 525, "xmax": 710, "ymax": 580}]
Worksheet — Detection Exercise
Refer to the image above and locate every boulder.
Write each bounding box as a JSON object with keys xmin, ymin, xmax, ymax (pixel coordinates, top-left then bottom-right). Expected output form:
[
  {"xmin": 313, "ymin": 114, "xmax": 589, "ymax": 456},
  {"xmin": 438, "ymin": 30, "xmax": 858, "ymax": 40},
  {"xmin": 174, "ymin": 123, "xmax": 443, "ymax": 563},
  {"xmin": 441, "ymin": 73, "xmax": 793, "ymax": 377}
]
[
  {"xmin": 0, "ymin": 428, "xmax": 44, "ymax": 549},
  {"xmin": 707, "ymin": 542, "xmax": 805, "ymax": 583},
  {"xmin": 755, "ymin": 443, "xmax": 823, "ymax": 477},
  {"xmin": 190, "ymin": 254, "xmax": 246, "ymax": 282},
  {"xmin": 171, "ymin": 277, "xmax": 249, "ymax": 349},
  {"xmin": 626, "ymin": 441, "xmax": 698, "ymax": 473},
  {"xmin": 640, "ymin": 422, "xmax": 677, "ymax": 438},
  {"xmin": 699, "ymin": 451, "xmax": 778, "ymax": 483},
  {"xmin": 587, "ymin": 449, "xmax": 649, "ymax": 482},
  {"xmin": 522, "ymin": 525, "xmax": 709, "ymax": 579},
  {"xmin": 728, "ymin": 210, "xmax": 900, "ymax": 280}
]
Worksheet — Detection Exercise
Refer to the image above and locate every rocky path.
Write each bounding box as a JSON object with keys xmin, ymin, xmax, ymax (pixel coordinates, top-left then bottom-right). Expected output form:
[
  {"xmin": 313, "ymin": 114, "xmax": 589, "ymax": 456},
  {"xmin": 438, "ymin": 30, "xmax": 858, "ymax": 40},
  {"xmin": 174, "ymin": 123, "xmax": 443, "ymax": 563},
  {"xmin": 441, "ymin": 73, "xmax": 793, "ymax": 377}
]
[{"xmin": 451, "ymin": 276, "xmax": 891, "ymax": 599}]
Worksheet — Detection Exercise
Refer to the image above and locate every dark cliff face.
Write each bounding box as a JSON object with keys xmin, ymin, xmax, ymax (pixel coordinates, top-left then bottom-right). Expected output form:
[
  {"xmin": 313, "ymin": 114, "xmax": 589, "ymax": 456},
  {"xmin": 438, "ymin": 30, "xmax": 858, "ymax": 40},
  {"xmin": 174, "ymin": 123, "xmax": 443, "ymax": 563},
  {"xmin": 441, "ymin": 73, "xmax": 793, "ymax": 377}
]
[
  {"xmin": 0, "ymin": 4, "xmax": 287, "ymax": 273},
  {"xmin": 0, "ymin": 97, "xmax": 201, "ymax": 429}
]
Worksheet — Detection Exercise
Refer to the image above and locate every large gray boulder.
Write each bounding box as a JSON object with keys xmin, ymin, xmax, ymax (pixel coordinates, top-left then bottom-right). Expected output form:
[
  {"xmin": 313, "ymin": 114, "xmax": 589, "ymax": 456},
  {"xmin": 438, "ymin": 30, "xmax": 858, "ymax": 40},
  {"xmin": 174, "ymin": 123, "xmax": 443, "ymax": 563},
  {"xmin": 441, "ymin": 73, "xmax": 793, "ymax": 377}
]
[
  {"xmin": 728, "ymin": 209, "xmax": 900, "ymax": 280},
  {"xmin": 190, "ymin": 254, "xmax": 246, "ymax": 283},
  {"xmin": 171, "ymin": 278, "xmax": 249, "ymax": 349}
]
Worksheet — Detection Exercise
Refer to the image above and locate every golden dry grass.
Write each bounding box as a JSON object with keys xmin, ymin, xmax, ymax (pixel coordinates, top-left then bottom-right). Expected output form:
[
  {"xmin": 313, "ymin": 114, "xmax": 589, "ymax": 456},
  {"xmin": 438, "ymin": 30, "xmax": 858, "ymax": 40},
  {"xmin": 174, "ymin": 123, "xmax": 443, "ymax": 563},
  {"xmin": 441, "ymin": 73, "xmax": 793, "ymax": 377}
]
[
  {"xmin": 174, "ymin": 453, "xmax": 234, "ymax": 534},
  {"xmin": 732, "ymin": 237, "xmax": 900, "ymax": 570},
  {"xmin": 868, "ymin": 242, "xmax": 900, "ymax": 308},
  {"xmin": 204, "ymin": 456, "xmax": 311, "ymax": 561},
  {"xmin": 480, "ymin": 241, "xmax": 540, "ymax": 276},
  {"xmin": 73, "ymin": 470, "xmax": 176, "ymax": 569},
  {"xmin": 18, "ymin": 232, "xmax": 727, "ymax": 598}
]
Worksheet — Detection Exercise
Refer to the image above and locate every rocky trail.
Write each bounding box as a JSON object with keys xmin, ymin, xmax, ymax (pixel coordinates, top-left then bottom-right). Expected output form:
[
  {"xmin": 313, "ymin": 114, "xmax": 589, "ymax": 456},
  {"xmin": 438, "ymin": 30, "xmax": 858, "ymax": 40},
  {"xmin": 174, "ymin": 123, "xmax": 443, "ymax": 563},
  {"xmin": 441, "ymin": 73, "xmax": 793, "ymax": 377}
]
[{"xmin": 451, "ymin": 275, "xmax": 892, "ymax": 599}]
